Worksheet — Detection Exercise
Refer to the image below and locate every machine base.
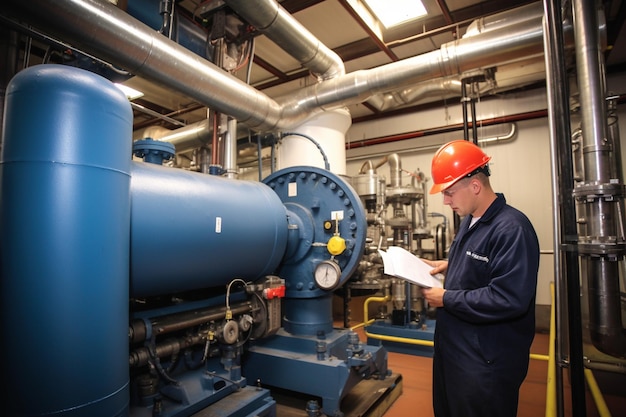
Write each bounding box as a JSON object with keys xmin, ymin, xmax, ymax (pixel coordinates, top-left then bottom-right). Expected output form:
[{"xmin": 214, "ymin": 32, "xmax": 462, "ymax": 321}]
[
  {"xmin": 190, "ymin": 386, "xmax": 276, "ymax": 417},
  {"xmin": 272, "ymin": 373, "xmax": 403, "ymax": 417},
  {"xmin": 243, "ymin": 327, "xmax": 389, "ymax": 416},
  {"xmin": 366, "ymin": 319, "xmax": 436, "ymax": 357}
]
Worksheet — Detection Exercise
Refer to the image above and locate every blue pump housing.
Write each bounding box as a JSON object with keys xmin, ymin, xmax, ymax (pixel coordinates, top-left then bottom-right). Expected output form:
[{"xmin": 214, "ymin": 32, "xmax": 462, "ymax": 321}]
[{"xmin": 130, "ymin": 161, "xmax": 288, "ymax": 297}]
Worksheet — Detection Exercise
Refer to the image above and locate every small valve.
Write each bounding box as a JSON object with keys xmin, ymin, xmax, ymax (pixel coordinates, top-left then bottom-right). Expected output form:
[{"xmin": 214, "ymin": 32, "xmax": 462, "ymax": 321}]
[{"xmin": 327, "ymin": 235, "xmax": 346, "ymax": 256}]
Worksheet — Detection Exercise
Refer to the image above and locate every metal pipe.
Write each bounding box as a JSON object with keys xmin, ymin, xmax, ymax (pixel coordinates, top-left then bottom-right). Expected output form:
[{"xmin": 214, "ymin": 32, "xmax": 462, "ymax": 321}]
[
  {"xmin": 277, "ymin": 14, "xmax": 564, "ymax": 124},
  {"xmin": 542, "ymin": 0, "xmax": 580, "ymax": 414},
  {"xmin": 386, "ymin": 154, "xmax": 402, "ymax": 189},
  {"xmin": 3, "ymin": 0, "xmax": 573, "ymax": 133},
  {"xmin": 462, "ymin": 80, "xmax": 470, "ymax": 140},
  {"xmin": 366, "ymin": 76, "xmax": 463, "ymax": 112},
  {"xmin": 223, "ymin": 0, "xmax": 344, "ymax": 80},
  {"xmin": 464, "ymin": 2, "xmax": 544, "ymax": 38},
  {"xmin": 574, "ymin": 1, "xmax": 609, "ymax": 184},
  {"xmin": 4, "ymin": 0, "xmax": 281, "ymax": 130},
  {"xmin": 572, "ymin": 0, "xmax": 626, "ymax": 358}
]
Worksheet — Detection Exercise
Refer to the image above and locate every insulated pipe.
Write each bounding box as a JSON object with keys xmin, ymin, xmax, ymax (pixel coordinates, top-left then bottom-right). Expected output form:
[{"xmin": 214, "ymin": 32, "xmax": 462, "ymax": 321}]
[
  {"xmin": 464, "ymin": 2, "xmax": 544, "ymax": 37},
  {"xmin": 223, "ymin": 0, "xmax": 345, "ymax": 80},
  {"xmin": 4, "ymin": 0, "xmax": 573, "ymax": 132},
  {"xmin": 0, "ymin": 65, "xmax": 131, "ymax": 416},
  {"xmin": 3, "ymin": 0, "xmax": 281, "ymax": 130},
  {"xmin": 366, "ymin": 76, "xmax": 463, "ymax": 112},
  {"xmin": 275, "ymin": 14, "xmax": 572, "ymax": 123}
]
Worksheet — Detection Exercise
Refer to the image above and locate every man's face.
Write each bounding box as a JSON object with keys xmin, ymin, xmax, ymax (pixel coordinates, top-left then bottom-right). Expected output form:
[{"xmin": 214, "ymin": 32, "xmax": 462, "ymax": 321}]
[{"xmin": 441, "ymin": 177, "xmax": 475, "ymax": 217}]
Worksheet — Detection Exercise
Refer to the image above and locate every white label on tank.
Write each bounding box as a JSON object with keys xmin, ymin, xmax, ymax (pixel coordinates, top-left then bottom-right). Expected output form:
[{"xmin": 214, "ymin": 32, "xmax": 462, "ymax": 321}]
[
  {"xmin": 215, "ymin": 217, "xmax": 222, "ymax": 233},
  {"xmin": 331, "ymin": 211, "xmax": 344, "ymax": 221},
  {"xmin": 288, "ymin": 182, "xmax": 297, "ymax": 197}
]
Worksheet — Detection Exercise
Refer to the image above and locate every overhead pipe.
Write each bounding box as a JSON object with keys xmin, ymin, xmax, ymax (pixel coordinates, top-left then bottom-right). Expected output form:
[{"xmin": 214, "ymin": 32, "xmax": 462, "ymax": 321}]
[
  {"xmin": 223, "ymin": 0, "xmax": 345, "ymax": 80},
  {"xmin": 463, "ymin": 2, "xmax": 544, "ymax": 37},
  {"xmin": 366, "ymin": 76, "xmax": 464, "ymax": 112},
  {"xmin": 3, "ymin": 0, "xmax": 281, "ymax": 130},
  {"xmin": 4, "ymin": 0, "xmax": 573, "ymax": 133},
  {"xmin": 275, "ymin": 13, "xmax": 566, "ymax": 125},
  {"xmin": 347, "ymin": 109, "xmax": 534, "ymax": 150},
  {"xmin": 367, "ymin": 2, "xmax": 544, "ymax": 112}
]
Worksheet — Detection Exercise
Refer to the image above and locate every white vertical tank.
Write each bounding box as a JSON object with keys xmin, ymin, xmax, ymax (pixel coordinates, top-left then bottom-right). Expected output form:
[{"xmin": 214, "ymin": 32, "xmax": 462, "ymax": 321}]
[{"xmin": 276, "ymin": 108, "xmax": 351, "ymax": 175}]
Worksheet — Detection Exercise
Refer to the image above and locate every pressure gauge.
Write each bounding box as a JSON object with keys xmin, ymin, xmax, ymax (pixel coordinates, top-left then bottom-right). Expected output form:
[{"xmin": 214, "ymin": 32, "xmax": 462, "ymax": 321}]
[{"xmin": 314, "ymin": 260, "xmax": 342, "ymax": 290}]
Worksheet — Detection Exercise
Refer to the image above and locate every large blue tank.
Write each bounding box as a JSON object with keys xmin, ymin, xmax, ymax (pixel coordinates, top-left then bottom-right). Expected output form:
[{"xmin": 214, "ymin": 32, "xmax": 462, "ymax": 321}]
[
  {"xmin": 126, "ymin": 0, "xmax": 210, "ymax": 58},
  {"xmin": 129, "ymin": 162, "xmax": 289, "ymax": 297},
  {"xmin": 0, "ymin": 65, "xmax": 131, "ymax": 416}
]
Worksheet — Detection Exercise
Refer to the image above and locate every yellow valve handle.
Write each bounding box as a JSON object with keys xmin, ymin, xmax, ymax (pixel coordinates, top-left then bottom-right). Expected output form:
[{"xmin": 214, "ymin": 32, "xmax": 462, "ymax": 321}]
[{"xmin": 327, "ymin": 235, "xmax": 346, "ymax": 256}]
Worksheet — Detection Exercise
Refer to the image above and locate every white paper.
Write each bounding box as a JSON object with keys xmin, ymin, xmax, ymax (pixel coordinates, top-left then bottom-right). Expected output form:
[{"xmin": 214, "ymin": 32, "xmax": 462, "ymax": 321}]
[{"xmin": 378, "ymin": 246, "xmax": 444, "ymax": 288}]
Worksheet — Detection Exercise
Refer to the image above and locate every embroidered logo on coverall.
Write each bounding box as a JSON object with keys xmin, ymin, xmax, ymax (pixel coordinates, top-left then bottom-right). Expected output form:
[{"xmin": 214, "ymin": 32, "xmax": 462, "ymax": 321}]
[{"xmin": 466, "ymin": 251, "xmax": 489, "ymax": 263}]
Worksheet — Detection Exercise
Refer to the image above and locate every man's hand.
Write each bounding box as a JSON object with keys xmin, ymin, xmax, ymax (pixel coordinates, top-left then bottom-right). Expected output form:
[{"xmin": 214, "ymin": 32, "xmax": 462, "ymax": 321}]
[
  {"xmin": 421, "ymin": 259, "xmax": 448, "ymax": 307},
  {"xmin": 422, "ymin": 287, "xmax": 446, "ymax": 307},
  {"xmin": 421, "ymin": 258, "xmax": 448, "ymax": 275}
]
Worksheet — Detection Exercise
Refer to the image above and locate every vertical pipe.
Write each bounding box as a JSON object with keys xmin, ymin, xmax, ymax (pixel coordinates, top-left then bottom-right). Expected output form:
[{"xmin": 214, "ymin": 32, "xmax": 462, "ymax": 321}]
[
  {"xmin": 0, "ymin": 65, "xmax": 131, "ymax": 416},
  {"xmin": 574, "ymin": 0, "xmax": 609, "ymax": 184},
  {"xmin": 545, "ymin": 282, "xmax": 557, "ymax": 417},
  {"xmin": 572, "ymin": 0, "xmax": 626, "ymax": 358},
  {"xmin": 470, "ymin": 96, "xmax": 478, "ymax": 144},
  {"xmin": 224, "ymin": 117, "xmax": 238, "ymax": 178},
  {"xmin": 542, "ymin": 0, "xmax": 582, "ymax": 415},
  {"xmin": 461, "ymin": 80, "xmax": 470, "ymax": 141}
]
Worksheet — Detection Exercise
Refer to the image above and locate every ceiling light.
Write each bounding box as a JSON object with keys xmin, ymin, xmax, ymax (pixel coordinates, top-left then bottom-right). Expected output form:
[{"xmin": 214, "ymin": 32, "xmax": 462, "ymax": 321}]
[
  {"xmin": 363, "ymin": 0, "xmax": 427, "ymax": 28},
  {"xmin": 114, "ymin": 83, "xmax": 144, "ymax": 101}
]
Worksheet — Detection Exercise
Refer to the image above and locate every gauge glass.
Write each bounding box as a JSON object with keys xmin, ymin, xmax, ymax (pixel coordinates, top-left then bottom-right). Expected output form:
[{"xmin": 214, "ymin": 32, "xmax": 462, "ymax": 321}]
[{"xmin": 314, "ymin": 260, "xmax": 341, "ymax": 290}]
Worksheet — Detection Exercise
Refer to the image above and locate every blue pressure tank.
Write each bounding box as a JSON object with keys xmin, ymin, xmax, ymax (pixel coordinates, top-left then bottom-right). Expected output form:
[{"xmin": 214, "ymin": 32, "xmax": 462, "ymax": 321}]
[
  {"xmin": 129, "ymin": 161, "xmax": 289, "ymax": 297},
  {"xmin": 0, "ymin": 65, "xmax": 131, "ymax": 416},
  {"xmin": 126, "ymin": 0, "xmax": 210, "ymax": 58}
]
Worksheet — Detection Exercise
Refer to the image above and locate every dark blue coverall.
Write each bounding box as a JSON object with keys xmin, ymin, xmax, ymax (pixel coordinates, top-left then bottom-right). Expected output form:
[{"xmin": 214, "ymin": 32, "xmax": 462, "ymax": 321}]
[{"xmin": 433, "ymin": 194, "xmax": 540, "ymax": 417}]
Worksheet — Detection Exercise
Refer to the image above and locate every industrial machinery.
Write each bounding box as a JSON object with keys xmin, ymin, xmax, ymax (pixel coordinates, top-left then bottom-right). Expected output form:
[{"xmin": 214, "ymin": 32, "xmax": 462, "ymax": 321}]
[
  {"xmin": 348, "ymin": 153, "xmax": 443, "ymax": 356},
  {"xmin": 0, "ymin": 65, "xmax": 389, "ymax": 417}
]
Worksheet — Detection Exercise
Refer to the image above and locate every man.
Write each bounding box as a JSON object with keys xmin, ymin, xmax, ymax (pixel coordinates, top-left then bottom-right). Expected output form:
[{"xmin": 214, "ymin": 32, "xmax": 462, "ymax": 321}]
[{"xmin": 421, "ymin": 140, "xmax": 540, "ymax": 417}]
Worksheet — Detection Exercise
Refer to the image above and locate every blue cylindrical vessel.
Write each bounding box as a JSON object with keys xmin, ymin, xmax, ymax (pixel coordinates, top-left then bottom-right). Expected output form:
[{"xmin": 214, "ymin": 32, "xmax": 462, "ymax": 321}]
[
  {"xmin": 126, "ymin": 0, "xmax": 210, "ymax": 58},
  {"xmin": 0, "ymin": 65, "xmax": 131, "ymax": 415},
  {"xmin": 130, "ymin": 162, "xmax": 289, "ymax": 297}
]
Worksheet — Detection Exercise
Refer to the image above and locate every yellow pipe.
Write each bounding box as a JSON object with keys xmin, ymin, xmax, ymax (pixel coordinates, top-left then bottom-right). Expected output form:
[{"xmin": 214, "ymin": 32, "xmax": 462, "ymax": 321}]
[
  {"xmin": 365, "ymin": 329, "xmax": 435, "ymax": 346},
  {"xmin": 357, "ymin": 294, "xmax": 559, "ymax": 353},
  {"xmin": 584, "ymin": 368, "xmax": 612, "ymax": 417},
  {"xmin": 359, "ymin": 294, "xmax": 435, "ymax": 347},
  {"xmin": 545, "ymin": 281, "xmax": 557, "ymax": 417}
]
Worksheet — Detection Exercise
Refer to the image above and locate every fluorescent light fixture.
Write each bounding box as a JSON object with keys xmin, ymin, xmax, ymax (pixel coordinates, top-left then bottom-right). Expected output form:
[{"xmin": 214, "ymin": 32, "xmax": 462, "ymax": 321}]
[
  {"xmin": 114, "ymin": 83, "xmax": 144, "ymax": 101},
  {"xmin": 364, "ymin": 0, "xmax": 427, "ymax": 28}
]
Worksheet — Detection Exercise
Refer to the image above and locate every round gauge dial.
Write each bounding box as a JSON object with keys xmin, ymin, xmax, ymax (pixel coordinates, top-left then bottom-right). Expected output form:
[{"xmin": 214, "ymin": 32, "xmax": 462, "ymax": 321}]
[{"xmin": 314, "ymin": 260, "xmax": 342, "ymax": 290}]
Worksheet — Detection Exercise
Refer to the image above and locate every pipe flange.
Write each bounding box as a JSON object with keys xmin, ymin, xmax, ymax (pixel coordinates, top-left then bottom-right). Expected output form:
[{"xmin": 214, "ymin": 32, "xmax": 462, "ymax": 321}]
[
  {"xmin": 263, "ymin": 166, "xmax": 367, "ymax": 296},
  {"xmin": 572, "ymin": 182, "xmax": 625, "ymax": 200},
  {"xmin": 133, "ymin": 138, "xmax": 176, "ymax": 165}
]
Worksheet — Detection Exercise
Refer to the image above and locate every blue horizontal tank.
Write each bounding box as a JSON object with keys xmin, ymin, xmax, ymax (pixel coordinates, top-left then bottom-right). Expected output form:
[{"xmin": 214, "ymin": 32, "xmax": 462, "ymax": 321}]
[{"xmin": 130, "ymin": 161, "xmax": 289, "ymax": 297}]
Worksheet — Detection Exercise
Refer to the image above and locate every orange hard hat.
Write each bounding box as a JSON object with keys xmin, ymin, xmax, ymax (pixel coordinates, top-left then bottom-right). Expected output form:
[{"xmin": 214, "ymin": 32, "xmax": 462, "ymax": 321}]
[{"xmin": 429, "ymin": 140, "xmax": 491, "ymax": 194}]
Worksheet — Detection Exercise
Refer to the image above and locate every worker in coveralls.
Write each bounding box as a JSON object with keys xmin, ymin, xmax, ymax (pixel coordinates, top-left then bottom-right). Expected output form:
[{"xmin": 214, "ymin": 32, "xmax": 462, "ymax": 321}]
[{"xmin": 421, "ymin": 140, "xmax": 540, "ymax": 417}]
